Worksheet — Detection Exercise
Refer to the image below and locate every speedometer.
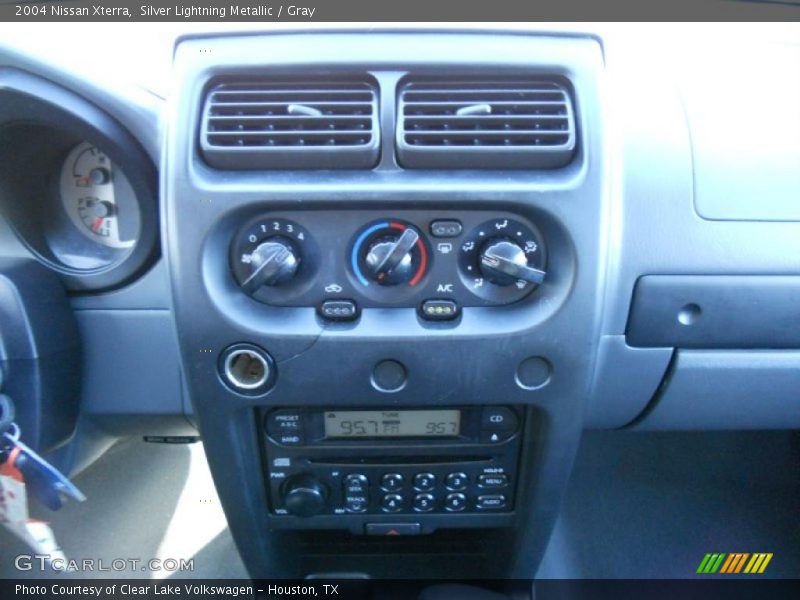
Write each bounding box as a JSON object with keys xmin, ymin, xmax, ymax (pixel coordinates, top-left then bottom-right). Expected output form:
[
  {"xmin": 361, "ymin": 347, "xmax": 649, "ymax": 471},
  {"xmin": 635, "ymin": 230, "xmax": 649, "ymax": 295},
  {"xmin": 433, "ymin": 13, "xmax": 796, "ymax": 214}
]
[{"xmin": 59, "ymin": 141, "xmax": 135, "ymax": 248}]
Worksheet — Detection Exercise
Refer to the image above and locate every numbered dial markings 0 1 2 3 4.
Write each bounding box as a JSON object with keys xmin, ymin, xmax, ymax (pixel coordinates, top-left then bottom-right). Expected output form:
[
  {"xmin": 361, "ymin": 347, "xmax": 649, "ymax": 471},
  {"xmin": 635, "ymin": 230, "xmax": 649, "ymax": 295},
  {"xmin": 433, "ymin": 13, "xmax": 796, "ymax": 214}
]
[
  {"xmin": 230, "ymin": 218, "xmax": 315, "ymax": 300},
  {"xmin": 458, "ymin": 218, "xmax": 547, "ymax": 304}
]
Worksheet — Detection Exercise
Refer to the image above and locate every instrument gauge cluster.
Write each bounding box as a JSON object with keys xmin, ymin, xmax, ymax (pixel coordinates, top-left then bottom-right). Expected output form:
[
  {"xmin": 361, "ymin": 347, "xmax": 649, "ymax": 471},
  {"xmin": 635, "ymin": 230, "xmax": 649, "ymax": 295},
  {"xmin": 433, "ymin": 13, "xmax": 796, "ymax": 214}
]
[
  {"xmin": 59, "ymin": 142, "xmax": 136, "ymax": 250},
  {"xmin": 0, "ymin": 69, "xmax": 159, "ymax": 291}
]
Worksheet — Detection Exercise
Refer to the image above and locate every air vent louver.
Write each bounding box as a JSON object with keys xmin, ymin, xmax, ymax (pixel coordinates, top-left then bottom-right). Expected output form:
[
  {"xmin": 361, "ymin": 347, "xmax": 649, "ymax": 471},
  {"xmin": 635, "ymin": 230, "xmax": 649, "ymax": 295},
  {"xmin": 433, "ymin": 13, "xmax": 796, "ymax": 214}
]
[
  {"xmin": 200, "ymin": 80, "xmax": 379, "ymax": 169},
  {"xmin": 397, "ymin": 80, "xmax": 576, "ymax": 169}
]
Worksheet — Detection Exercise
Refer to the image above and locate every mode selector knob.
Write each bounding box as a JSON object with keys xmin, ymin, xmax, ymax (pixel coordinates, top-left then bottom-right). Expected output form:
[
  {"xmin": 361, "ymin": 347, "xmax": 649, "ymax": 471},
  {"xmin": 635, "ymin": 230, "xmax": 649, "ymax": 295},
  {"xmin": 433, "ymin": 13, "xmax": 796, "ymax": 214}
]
[
  {"xmin": 479, "ymin": 239, "xmax": 546, "ymax": 287},
  {"xmin": 282, "ymin": 474, "xmax": 328, "ymax": 517},
  {"xmin": 241, "ymin": 237, "xmax": 300, "ymax": 294}
]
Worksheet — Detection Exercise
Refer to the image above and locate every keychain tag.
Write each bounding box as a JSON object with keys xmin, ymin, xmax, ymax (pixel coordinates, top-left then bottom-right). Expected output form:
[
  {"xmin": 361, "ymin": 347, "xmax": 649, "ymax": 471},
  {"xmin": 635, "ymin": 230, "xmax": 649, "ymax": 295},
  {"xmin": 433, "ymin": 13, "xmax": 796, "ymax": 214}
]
[{"xmin": 0, "ymin": 447, "xmax": 69, "ymax": 571}]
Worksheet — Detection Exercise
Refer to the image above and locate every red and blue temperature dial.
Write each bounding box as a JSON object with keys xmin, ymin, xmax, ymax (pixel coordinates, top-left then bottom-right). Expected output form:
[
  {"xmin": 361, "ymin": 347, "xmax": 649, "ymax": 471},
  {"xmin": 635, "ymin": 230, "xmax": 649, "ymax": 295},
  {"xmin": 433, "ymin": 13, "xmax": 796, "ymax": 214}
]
[{"xmin": 351, "ymin": 221, "xmax": 429, "ymax": 287}]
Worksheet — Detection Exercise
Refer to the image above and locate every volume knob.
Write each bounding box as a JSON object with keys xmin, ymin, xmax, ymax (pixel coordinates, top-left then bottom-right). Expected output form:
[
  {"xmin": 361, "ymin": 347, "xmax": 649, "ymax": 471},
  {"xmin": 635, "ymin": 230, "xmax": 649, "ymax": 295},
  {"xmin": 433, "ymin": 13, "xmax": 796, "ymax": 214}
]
[{"xmin": 282, "ymin": 474, "xmax": 328, "ymax": 517}]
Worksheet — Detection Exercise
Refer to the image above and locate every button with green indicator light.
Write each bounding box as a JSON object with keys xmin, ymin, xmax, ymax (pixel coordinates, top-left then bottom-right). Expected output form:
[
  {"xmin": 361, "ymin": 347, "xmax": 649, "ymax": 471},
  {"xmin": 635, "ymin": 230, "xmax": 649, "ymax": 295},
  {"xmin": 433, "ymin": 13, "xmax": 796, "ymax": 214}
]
[{"xmin": 420, "ymin": 299, "xmax": 460, "ymax": 321}]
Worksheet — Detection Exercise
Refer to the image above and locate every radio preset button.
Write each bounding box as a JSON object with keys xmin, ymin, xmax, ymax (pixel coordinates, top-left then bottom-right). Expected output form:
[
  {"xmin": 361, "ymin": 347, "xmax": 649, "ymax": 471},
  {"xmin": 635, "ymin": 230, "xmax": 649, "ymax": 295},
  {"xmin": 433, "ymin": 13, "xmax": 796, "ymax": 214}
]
[
  {"xmin": 478, "ymin": 474, "xmax": 508, "ymax": 489},
  {"xmin": 413, "ymin": 493, "xmax": 435, "ymax": 513},
  {"xmin": 413, "ymin": 473, "xmax": 436, "ymax": 492},
  {"xmin": 445, "ymin": 472, "xmax": 468, "ymax": 491},
  {"xmin": 381, "ymin": 473, "xmax": 404, "ymax": 492},
  {"xmin": 381, "ymin": 494, "xmax": 404, "ymax": 513},
  {"xmin": 476, "ymin": 494, "xmax": 507, "ymax": 510},
  {"xmin": 445, "ymin": 493, "xmax": 467, "ymax": 512}
]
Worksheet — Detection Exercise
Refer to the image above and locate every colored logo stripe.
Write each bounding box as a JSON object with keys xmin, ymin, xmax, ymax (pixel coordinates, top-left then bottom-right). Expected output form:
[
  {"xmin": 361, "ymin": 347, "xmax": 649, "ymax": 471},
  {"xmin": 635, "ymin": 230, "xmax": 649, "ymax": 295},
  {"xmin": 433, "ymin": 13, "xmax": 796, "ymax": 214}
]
[
  {"xmin": 720, "ymin": 553, "xmax": 749, "ymax": 573},
  {"xmin": 744, "ymin": 553, "xmax": 773, "ymax": 574},
  {"xmin": 697, "ymin": 553, "xmax": 726, "ymax": 574},
  {"xmin": 697, "ymin": 552, "xmax": 773, "ymax": 574}
]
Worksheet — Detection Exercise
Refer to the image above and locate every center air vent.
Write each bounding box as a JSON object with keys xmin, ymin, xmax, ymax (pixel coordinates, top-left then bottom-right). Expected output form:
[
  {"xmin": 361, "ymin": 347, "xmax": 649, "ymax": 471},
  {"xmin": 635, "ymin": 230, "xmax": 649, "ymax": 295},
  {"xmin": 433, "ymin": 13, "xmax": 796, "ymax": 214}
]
[
  {"xmin": 200, "ymin": 80, "xmax": 380, "ymax": 170},
  {"xmin": 397, "ymin": 80, "xmax": 576, "ymax": 169}
]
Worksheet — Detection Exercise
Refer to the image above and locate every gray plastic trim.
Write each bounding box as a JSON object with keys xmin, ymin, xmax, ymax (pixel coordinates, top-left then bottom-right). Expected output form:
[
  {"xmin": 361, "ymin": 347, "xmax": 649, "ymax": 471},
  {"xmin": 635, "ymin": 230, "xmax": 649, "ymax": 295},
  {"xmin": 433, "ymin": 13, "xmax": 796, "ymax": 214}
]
[
  {"xmin": 631, "ymin": 350, "xmax": 800, "ymax": 430},
  {"xmin": 585, "ymin": 335, "xmax": 673, "ymax": 429}
]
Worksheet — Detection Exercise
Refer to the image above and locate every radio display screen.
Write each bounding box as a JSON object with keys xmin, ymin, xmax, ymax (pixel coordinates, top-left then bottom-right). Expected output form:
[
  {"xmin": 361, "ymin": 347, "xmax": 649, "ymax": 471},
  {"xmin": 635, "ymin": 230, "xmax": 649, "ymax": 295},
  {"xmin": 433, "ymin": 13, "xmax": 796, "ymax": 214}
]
[{"xmin": 323, "ymin": 410, "xmax": 461, "ymax": 438}]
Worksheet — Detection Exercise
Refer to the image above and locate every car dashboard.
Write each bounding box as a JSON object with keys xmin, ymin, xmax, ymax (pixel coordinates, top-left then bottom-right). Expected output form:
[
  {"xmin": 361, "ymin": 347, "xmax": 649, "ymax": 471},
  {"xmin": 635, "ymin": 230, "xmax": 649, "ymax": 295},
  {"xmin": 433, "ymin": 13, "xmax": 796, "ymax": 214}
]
[{"xmin": 0, "ymin": 25, "xmax": 798, "ymax": 580}]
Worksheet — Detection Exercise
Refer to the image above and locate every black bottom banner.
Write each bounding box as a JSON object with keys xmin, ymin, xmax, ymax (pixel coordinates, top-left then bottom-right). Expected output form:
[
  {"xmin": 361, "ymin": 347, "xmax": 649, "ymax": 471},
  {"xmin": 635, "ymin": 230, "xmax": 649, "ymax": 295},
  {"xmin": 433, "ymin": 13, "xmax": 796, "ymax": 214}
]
[{"xmin": 3, "ymin": 579, "xmax": 800, "ymax": 600}]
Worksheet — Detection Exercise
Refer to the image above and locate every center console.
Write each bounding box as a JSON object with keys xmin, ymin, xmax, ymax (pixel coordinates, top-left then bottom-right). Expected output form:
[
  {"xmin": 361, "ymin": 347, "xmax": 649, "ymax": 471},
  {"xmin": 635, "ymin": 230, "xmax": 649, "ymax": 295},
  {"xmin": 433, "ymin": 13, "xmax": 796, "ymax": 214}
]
[{"xmin": 165, "ymin": 32, "xmax": 607, "ymax": 578}]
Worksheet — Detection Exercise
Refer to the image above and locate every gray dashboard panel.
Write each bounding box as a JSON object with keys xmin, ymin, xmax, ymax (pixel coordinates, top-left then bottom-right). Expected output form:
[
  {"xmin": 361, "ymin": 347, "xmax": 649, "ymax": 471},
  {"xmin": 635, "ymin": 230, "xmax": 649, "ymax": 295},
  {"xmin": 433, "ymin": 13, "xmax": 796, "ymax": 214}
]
[
  {"xmin": 678, "ymin": 40, "xmax": 800, "ymax": 222},
  {"xmin": 73, "ymin": 309, "xmax": 193, "ymax": 435},
  {"xmin": 581, "ymin": 32, "xmax": 800, "ymax": 429},
  {"xmin": 632, "ymin": 350, "xmax": 800, "ymax": 430},
  {"xmin": 585, "ymin": 335, "xmax": 672, "ymax": 429}
]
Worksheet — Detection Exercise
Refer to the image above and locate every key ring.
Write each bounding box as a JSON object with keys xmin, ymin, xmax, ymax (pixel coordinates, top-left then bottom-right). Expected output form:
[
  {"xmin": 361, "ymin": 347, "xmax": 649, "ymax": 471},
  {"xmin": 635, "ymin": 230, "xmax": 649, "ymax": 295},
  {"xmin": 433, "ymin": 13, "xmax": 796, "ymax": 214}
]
[
  {"xmin": 0, "ymin": 394, "xmax": 14, "ymax": 437},
  {"xmin": 3, "ymin": 422, "xmax": 20, "ymax": 444}
]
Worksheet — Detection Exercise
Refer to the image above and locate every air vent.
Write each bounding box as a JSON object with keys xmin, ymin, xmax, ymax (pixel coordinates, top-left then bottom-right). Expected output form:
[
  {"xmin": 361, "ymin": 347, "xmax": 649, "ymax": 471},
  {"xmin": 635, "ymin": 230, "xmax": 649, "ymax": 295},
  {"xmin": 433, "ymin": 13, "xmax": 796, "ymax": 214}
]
[
  {"xmin": 397, "ymin": 80, "xmax": 576, "ymax": 169},
  {"xmin": 200, "ymin": 80, "xmax": 380, "ymax": 169}
]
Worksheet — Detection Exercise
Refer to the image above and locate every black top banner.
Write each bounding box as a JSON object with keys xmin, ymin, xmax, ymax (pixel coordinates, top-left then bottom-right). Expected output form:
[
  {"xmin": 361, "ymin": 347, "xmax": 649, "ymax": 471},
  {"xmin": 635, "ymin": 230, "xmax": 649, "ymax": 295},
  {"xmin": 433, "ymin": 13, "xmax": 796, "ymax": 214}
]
[{"xmin": 1, "ymin": 0, "xmax": 799, "ymax": 22}]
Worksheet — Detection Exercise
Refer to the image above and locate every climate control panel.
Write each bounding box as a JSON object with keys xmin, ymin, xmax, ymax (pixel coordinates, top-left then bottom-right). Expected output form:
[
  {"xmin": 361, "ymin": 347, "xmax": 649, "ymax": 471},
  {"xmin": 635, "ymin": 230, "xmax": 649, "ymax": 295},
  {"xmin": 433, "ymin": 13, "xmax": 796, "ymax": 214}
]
[{"xmin": 228, "ymin": 210, "xmax": 547, "ymax": 314}]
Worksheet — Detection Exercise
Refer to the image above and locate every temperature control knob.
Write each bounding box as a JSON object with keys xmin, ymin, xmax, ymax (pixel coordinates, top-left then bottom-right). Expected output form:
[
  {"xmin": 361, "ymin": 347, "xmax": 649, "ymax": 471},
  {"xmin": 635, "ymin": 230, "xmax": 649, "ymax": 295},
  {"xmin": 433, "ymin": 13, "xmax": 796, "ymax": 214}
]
[
  {"xmin": 282, "ymin": 474, "xmax": 328, "ymax": 517},
  {"xmin": 479, "ymin": 240, "xmax": 546, "ymax": 286},
  {"xmin": 241, "ymin": 237, "xmax": 300, "ymax": 294},
  {"xmin": 352, "ymin": 221, "xmax": 429, "ymax": 291},
  {"xmin": 365, "ymin": 228, "xmax": 420, "ymax": 285}
]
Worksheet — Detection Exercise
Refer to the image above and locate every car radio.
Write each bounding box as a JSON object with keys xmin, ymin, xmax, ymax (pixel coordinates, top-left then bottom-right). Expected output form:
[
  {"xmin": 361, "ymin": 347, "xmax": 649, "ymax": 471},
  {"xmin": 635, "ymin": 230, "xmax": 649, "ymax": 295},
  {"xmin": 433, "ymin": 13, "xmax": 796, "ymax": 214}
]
[{"xmin": 263, "ymin": 406, "xmax": 523, "ymax": 534}]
